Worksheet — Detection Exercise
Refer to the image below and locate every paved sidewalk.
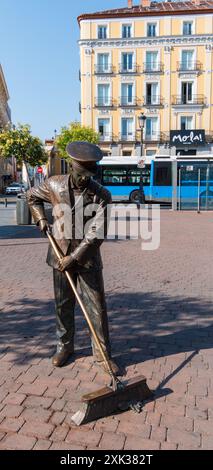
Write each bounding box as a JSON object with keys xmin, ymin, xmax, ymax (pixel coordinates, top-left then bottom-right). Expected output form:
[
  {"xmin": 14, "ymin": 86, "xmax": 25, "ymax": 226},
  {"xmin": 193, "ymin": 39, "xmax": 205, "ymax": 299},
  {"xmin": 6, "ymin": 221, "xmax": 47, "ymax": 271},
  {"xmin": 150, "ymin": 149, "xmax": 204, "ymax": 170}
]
[{"xmin": 0, "ymin": 209, "xmax": 213, "ymax": 450}]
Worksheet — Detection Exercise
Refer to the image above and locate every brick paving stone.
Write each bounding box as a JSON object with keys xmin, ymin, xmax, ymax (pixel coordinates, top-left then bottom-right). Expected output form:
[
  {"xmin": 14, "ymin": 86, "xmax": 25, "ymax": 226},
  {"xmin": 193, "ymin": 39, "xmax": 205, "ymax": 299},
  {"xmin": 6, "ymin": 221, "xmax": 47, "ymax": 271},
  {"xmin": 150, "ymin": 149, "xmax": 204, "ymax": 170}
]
[
  {"xmin": 150, "ymin": 426, "xmax": 166, "ymax": 442},
  {"xmin": 3, "ymin": 393, "xmax": 26, "ymax": 406},
  {"xmin": 99, "ymin": 431, "xmax": 125, "ymax": 450},
  {"xmin": 0, "ymin": 417, "xmax": 25, "ymax": 433},
  {"xmin": 44, "ymin": 387, "xmax": 66, "ymax": 399},
  {"xmin": 194, "ymin": 419, "xmax": 213, "ymax": 436},
  {"xmin": 202, "ymin": 435, "xmax": 213, "ymax": 450},
  {"xmin": 21, "ymin": 407, "xmax": 53, "ymax": 423},
  {"xmin": 20, "ymin": 422, "xmax": 55, "ymax": 439},
  {"xmin": 50, "ymin": 411, "xmax": 66, "ymax": 426},
  {"xmin": 160, "ymin": 442, "xmax": 177, "ymax": 450},
  {"xmin": 94, "ymin": 416, "xmax": 119, "ymax": 433},
  {"xmin": 33, "ymin": 439, "xmax": 52, "ymax": 450},
  {"xmin": 23, "ymin": 396, "xmax": 54, "ymax": 409},
  {"xmin": 19, "ymin": 383, "xmax": 48, "ymax": 397},
  {"xmin": 0, "ymin": 405, "xmax": 23, "ymax": 419},
  {"xmin": 161, "ymin": 414, "xmax": 193, "ymax": 432},
  {"xmin": 0, "ymin": 434, "xmax": 36, "ymax": 450},
  {"xmin": 65, "ymin": 429, "xmax": 102, "ymax": 447},
  {"xmin": 51, "ymin": 425, "xmax": 70, "ymax": 442},
  {"xmin": 124, "ymin": 435, "xmax": 160, "ymax": 450},
  {"xmin": 50, "ymin": 442, "xmax": 85, "ymax": 450},
  {"xmin": 167, "ymin": 428, "xmax": 201, "ymax": 447},
  {"xmin": 51, "ymin": 399, "xmax": 67, "ymax": 412},
  {"xmin": 117, "ymin": 421, "xmax": 151, "ymax": 438}
]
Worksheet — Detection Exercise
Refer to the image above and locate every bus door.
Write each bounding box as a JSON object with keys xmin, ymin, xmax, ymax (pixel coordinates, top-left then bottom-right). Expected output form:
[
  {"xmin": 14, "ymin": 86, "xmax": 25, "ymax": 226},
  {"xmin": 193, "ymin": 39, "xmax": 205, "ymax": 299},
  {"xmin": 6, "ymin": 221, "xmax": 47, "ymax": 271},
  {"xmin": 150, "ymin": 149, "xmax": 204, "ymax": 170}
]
[{"xmin": 151, "ymin": 161, "xmax": 172, "ymax": 202}]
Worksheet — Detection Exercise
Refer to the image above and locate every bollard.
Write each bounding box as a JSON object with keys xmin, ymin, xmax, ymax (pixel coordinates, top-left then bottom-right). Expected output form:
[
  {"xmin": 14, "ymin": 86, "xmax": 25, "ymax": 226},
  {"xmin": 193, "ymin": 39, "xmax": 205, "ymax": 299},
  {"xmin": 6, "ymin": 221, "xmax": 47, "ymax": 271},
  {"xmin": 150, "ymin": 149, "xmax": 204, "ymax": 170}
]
[{"xmin": 4, "ymin": 198, "xmax": 7, "ymax": 208}]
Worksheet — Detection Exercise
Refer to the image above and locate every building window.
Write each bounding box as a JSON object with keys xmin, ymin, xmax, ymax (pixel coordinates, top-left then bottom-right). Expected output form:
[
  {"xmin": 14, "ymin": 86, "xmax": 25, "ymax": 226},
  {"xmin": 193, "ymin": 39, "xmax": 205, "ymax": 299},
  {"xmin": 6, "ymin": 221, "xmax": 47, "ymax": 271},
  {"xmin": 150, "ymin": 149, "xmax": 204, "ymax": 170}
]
[
  {"xmin": 121, "ymin": 118, "xmax": 134, "ymax": 140},
  {"xmin": 97, "ymin": 53, "xmax": 110, "ymax": 73},
  {"xmin": 122, "ymin": 151, "xmax": 132, "ymax": 156},
  {"xmin": 145, "ymin": 117, "xmax": 158, "ymax": 140},
  {"xmin": 121, "ymin": 52, "xmax": 134, "ymax": 72},
  {"xmin": 145, "ymin": 51, "xmax": 158, "ymax": 72},
  {"xmin": 98, "ymin": 25, "xmax": 107, "ymax": 39},
  {"xmin": 97, "ymin": 84, "xmax": 110, "ymax": 106},
  {"xmin": 98, "ymin": 118, "xmax": 111, "ymax": 141},
  {"xmin": 121, "ymin": 83, "xmax": 134, "ymax": 105},
  {"xmin": 181, "ymin": 82, "xmax": 193, "ymax": 104},
  {"xmin": 146, "ymin": 83, "xmax": 159, "ymax": 105},
  {"xmin": 183, "ymin": 21, "xmax": 193, "ymax": 35},
  {"xmin": 147, "ymin": 23, "xmax": 157, "ymax": 37},
  {"xmin": 181, "ymin": 50, "xmax": 194, "ymax": 70},
  {"xmin": 180, "ymin": 116, "xmax": 193, "ymax": 130},
  {"xmin": 146, "ymin": 150, "xmax": 156, "ymax": 156},
  {"xmin": 122, "ymin": 24, "xmax": 132, "ymax": 38}
]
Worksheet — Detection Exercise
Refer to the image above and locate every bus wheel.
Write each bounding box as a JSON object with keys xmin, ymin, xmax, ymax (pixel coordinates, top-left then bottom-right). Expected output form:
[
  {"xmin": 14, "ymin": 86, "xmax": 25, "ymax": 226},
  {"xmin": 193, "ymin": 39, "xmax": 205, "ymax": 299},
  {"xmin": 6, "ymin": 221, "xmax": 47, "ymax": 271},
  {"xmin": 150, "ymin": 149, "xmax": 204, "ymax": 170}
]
[{"xmin": 130, "ymin": 190, "xmax": 140, "ymax": 203}]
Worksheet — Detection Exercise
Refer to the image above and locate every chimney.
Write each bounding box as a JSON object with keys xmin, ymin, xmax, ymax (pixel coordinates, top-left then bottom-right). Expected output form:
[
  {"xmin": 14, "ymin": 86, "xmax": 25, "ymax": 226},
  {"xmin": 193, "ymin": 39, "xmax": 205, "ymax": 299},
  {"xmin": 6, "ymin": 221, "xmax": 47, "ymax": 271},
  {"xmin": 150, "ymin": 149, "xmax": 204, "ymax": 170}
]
[
  {"xmin": 140, "ymin": 0, "xmax": 151, "ymax": 7},
  {"xmin": 128, "ymin": 0, "xmax": 133, "ymax": 7}
]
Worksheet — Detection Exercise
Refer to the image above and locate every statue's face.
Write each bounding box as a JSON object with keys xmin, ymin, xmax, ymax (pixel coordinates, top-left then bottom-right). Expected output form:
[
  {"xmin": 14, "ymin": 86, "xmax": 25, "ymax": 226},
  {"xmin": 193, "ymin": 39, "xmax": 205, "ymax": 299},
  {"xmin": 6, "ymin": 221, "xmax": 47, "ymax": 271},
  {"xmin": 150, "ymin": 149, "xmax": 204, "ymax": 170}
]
[
  {"xmin": 71, "ymin": 160, "xmax": 97, "ymax": 189},
  {"xmin": 72, "ymin": 168, "xmax": 90, "ymax": 189}
]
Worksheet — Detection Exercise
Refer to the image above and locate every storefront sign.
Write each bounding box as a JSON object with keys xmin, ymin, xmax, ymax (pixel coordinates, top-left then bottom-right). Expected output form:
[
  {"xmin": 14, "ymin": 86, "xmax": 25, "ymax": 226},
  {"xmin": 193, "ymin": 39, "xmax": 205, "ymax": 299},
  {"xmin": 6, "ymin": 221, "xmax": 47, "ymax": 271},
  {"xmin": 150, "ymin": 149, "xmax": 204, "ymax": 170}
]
[{"xmin": 170, "ymin": 129, "xmax": 205, "ymax": 147}]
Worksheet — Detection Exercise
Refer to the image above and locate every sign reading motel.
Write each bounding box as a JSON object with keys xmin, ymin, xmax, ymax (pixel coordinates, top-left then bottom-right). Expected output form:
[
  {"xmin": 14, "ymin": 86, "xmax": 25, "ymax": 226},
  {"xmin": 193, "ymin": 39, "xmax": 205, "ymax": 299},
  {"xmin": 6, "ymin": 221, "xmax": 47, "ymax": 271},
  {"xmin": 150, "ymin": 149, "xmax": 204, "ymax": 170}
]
[{"xmin": 170, "ymin": 130, "xmax": 205, "ymax": 147}]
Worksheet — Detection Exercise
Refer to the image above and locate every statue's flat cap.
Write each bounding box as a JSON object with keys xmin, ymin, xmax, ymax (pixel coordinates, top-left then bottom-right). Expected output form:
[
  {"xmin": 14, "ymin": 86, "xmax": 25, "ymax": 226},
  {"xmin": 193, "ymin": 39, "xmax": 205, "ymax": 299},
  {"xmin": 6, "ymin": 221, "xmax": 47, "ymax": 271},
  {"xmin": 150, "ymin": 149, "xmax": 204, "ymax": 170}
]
[{"xmin": 66, "ymin": 141, "xmax": 103, "ymax": 163}]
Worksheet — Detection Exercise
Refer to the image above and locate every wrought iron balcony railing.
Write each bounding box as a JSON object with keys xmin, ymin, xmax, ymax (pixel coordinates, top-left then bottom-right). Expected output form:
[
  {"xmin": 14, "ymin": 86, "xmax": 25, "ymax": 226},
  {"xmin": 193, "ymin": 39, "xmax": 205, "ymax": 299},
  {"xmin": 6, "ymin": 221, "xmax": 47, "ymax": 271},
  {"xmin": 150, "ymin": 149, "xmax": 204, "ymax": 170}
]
[
  {"xmin": 119, "ymin": 132, "xmax": 137, "ymax": 142},
  {"xmin": 95, "ymin": 98, "xmax": 115, "ymax": 108},
  {"xmin": 99, "ymin": 133, "xmax": 114, "ymax": 142},
  {"xmin": 119, "ymin": 96, "xmax": 141, "ymax": 107},
  {"xmin": 177, "ymin": 61, "xmax": 202, "ymax": 72},
  {"xmin": 94, "ymin": 64, "xmax": 114, "ymax": 74},
  {"xmin": 143, "ymin": 62, "xmax": 164, "ymax": 73},
  {"xmin": 171, "ymin": 95, "xmax": 206, "ymax": 105},
  {"xmin": 144, "ymin": 95, "xmax": 164, "ymax": 107},
  {"xmin": 119, "ymin": 63, "xmax": 140, "ymax": 74}
]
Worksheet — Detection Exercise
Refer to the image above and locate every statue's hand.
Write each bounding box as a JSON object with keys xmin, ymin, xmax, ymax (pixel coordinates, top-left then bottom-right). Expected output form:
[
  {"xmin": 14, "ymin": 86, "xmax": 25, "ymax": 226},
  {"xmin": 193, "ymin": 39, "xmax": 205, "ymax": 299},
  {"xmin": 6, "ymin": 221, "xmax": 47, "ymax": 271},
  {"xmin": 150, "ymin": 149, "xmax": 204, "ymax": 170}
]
[
  {"xmin": 57, "ymin": 255, "xmax": 76, "ymax": 272},
  {"xmin": 39, "ymin": 219, "xmax": 50, "ymax": 236}
]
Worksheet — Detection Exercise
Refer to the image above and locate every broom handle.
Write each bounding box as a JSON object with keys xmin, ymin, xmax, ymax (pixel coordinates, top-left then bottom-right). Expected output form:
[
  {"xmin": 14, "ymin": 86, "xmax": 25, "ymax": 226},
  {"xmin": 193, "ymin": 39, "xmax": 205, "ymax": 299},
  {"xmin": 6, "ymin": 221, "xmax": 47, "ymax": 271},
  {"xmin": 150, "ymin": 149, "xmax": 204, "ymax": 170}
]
[{"xmin": 47, "ymin": 231, "xmax": 117, "ymax": 381}]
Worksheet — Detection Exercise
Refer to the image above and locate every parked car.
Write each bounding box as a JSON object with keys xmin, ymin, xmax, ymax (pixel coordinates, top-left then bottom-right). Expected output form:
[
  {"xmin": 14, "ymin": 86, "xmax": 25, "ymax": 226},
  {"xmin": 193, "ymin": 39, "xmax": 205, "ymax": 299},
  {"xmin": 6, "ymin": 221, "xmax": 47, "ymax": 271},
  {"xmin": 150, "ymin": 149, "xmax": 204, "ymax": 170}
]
[{"xmin": 5, "ymin": 183, "xmax": 25, "ymax": 195}]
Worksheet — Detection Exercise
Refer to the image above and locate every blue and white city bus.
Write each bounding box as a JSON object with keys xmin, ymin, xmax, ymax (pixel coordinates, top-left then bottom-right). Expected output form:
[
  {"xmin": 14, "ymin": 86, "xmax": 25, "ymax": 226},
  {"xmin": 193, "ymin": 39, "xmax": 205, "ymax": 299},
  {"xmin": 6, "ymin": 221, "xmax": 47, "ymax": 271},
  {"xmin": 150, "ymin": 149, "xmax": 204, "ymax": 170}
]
[{"xmin": 97, "ymin": 155, "xmax": 213, "ymax": 208}]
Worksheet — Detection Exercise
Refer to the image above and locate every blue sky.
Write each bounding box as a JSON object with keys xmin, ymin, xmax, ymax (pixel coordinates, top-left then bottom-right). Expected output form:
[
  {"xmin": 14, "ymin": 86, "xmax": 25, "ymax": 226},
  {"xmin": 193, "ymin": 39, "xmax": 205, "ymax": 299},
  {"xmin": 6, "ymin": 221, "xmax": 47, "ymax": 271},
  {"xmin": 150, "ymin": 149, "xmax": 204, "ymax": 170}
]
[{"xmin": 0, "ymin": 0, "xmax": 130, "ymax": 141}]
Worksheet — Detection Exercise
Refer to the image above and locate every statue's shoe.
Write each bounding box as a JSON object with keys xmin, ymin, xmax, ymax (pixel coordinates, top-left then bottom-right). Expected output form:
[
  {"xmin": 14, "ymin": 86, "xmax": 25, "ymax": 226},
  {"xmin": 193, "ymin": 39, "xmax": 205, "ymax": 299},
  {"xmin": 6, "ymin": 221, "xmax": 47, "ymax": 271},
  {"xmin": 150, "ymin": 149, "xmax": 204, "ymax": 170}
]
[{"xmin": 52, "ymin": 347, "xmax": 74, "ymax": 367}]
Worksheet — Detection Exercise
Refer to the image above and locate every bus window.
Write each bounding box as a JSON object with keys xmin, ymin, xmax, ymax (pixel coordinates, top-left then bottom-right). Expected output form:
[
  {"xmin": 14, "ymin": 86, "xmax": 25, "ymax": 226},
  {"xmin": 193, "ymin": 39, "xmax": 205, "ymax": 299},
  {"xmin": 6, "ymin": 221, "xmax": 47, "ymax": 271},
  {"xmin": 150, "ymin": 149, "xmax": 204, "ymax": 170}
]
[
  {"xmin": 128, "ymin": 167, "xmax": 151, "ymax": 185},
  {"xmin": 102, "ymin": 168, "xmax": 127, "ymax": 185},
  {"xmin": 154, "ymin": 163, "xmax": 171, "ymax": 186}
]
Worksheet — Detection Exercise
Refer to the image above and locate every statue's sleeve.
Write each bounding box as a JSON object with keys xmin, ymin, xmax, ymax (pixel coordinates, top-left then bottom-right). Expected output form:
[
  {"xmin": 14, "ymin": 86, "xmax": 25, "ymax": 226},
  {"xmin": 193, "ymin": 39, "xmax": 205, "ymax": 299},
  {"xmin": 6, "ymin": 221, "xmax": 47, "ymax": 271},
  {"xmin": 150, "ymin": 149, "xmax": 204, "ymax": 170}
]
[
  {"xmin": 27, "ymin": 180, "xmax": 52, "ymax": 225},
  {"xmin": 71, "ymin": 186, "xmax": 112, "ymax": 266}
]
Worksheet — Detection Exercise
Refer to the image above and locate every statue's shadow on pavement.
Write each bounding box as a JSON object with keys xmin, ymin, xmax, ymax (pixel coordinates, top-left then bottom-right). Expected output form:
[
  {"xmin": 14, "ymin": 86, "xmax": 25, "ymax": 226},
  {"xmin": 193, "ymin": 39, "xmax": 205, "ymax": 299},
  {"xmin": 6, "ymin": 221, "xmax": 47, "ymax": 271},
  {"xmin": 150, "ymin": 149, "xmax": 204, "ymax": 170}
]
[{"xmin": 0, "ymin": 291, "xmax": 212, "ymax": 402}]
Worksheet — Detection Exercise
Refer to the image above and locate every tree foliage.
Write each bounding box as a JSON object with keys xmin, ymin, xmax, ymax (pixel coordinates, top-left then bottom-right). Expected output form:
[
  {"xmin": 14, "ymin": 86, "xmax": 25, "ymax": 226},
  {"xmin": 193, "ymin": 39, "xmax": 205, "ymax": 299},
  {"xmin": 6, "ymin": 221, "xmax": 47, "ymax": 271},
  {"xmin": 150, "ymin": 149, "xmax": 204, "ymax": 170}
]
[
  {"xmin": 0, "ymin": 124, "xmax": 48, "ymax": 166},
  {"xmin": 56, "ymin": 122, "xmax": 99, "ymax": 161}
]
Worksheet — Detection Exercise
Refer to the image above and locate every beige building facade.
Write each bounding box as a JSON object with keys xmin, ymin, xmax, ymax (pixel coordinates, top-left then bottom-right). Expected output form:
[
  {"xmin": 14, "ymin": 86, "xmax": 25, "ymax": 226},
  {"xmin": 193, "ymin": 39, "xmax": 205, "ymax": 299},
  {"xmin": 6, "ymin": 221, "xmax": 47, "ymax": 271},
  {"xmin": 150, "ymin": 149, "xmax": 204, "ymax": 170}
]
[
  {"xmin": 78, "ymin": 0, "xmax": 213, "ymax": 158},
  {"xmin": 0, "ymin": 64, "xmax": 12, "ymax": 192}
]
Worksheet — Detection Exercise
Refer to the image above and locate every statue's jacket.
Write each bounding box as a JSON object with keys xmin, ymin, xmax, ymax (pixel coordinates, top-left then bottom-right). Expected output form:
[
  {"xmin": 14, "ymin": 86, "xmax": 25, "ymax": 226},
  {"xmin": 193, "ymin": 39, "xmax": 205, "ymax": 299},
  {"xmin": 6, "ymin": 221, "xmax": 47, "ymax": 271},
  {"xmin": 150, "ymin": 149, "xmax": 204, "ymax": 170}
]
[{"xmin": 27, "ymin": 175, "xmax": 112, "ymax": 271}]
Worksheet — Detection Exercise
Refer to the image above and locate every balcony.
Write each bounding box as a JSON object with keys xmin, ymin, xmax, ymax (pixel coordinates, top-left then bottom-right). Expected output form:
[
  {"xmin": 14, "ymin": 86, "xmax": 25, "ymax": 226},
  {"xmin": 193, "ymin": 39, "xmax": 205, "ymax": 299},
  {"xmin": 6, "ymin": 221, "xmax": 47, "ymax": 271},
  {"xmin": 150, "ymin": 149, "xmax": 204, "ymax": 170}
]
[
  {"xmin": 119, "ymin": 96, "xmax": 141, "ymax": 107},
  {"xmin": 94, "ymin": 64, "xmax": 114, "ymax": 74},
  {"xmin": 95, "ymin": 98, "xmax": 115, "ymax": 108},
  {"xmin": 119, "ymin": 133, "xmax": 137, "ymax": 142},
  {"xmin": 144, "ymin": 132, "xmax": 166, "ymax": 143},
  {"xmin": 99, "ymin": 133, "xmax": 114, "ymax": 142},
  {"xmin": 177, "ymin": 61, "xmax": 202, "ymax": 73},
  {"xmin": 144, "ymin": 95, "xmax": 164, "ymax": 107},
  {"xmin": 171, "ymin": 95, "xmax": 206, "ymax": 106},
  {"xmin": 119, "ymin": 63, "xmax": 140, "ymax": 74},
  {"xmin": 143, "ymin": 62, "xmax": 164, "ymax": 74}
]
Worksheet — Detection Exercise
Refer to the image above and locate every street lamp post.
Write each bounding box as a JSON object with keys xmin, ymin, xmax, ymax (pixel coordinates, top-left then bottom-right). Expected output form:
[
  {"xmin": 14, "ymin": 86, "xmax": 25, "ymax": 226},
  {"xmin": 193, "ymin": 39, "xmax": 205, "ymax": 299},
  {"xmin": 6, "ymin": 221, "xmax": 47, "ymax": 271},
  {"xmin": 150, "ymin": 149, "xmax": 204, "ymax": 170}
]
[{"xmin": 138, "ymin": 112, "xmax": 146, "ymax": 205}]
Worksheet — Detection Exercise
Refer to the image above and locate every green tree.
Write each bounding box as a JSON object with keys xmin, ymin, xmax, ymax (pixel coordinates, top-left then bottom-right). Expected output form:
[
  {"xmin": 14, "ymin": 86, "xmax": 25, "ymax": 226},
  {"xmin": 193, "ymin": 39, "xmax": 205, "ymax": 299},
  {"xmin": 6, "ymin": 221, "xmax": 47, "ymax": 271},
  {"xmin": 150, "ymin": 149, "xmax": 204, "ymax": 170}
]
[
  {"xmin": 0, "ymin": 124, "xmax": 47, "ymax": 167},
  {"xmin": 56, "ymin": 122, "xmax": 99, "ymax": 161}
]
